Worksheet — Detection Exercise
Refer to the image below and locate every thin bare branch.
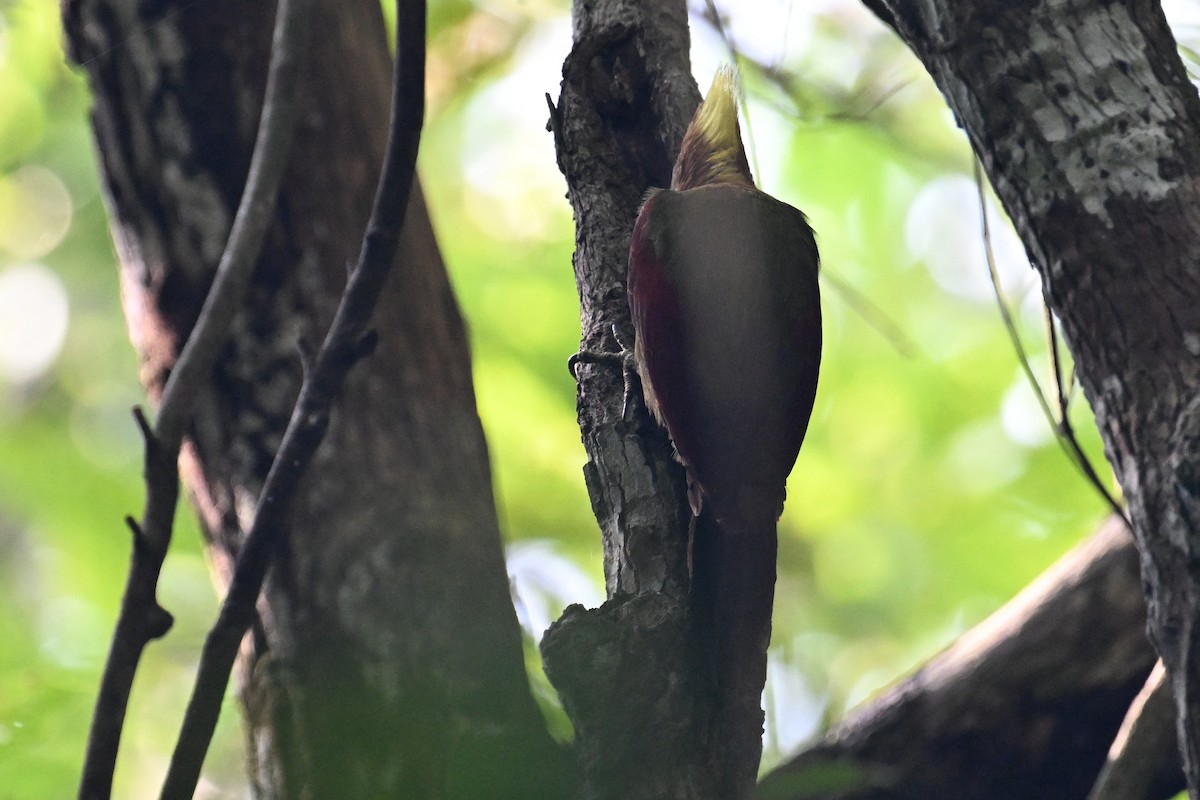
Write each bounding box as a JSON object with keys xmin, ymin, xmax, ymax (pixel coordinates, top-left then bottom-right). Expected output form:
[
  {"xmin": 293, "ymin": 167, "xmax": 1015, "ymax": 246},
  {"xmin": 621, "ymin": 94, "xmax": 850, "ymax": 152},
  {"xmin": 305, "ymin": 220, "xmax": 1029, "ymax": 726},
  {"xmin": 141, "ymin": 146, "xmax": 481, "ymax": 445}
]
[
  {"xmin": 973, "ymin": 160, "xmax": 1128, "ymax": 526},
  {"xmin": 819, "ymin": 268, "xmax": 919, "ymax": 359},
  {"xmin": 1045, "ymin": 303, "xmax": 1128, "ymax": 523},
  {"xmin": 76, "ymin": 0, "xmax": 315, "ymax": 794},
  {"xmin": 157, "ymin": 1, "xmax": 427, "ymax": 796},
  {"xmin": 1045, "ymin": 303, "xmax": 1069, "ymax": 422},
  {"xmin": 1088, "ymin": 661, "xmax": 1183, "ymax": 800}
]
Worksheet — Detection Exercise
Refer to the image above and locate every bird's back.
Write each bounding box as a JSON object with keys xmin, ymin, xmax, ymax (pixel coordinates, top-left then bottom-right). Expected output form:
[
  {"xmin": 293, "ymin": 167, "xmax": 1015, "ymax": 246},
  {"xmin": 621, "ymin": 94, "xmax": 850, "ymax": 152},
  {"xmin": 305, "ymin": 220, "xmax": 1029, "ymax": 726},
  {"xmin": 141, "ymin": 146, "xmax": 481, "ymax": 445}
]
[{"xmin": 645, "ymin": 183, "xmax": 821, "ymax": 524}]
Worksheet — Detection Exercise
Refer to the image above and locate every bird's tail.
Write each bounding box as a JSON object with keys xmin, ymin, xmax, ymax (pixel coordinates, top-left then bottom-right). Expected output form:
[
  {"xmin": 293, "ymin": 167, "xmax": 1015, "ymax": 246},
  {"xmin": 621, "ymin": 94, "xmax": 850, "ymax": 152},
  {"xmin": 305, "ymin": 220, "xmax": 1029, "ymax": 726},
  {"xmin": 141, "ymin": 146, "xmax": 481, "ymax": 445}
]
[{"xmin": 689, "ymin": 492, "xmax": 779, "ymax": 798}]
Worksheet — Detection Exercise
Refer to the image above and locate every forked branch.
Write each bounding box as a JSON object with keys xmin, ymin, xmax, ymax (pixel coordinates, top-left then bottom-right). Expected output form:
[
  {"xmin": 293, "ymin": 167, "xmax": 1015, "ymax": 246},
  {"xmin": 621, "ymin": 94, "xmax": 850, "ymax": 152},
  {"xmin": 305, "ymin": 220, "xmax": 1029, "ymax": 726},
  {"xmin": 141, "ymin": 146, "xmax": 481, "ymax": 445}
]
[
  {"xmin": 156, "ymin": 1, "xmax": 427, "ymax": 797},
  {"xmin": 76, "ymin": 0, "xmax": 315, "ymax": 795}
]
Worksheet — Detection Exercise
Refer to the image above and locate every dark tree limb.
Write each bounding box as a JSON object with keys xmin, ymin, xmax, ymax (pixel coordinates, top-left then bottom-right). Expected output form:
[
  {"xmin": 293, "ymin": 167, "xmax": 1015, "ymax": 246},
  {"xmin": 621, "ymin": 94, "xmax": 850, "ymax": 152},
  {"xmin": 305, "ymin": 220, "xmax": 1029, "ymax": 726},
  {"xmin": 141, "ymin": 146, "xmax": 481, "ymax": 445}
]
[
  {"xmin": 759, "ymin": 516, "xmax": 1169, "ymax": 800},
  {"xmin": 71, "ymin": 0, "xmax": 314, "ymax": 794},
  {"xmin": 1089, "ymin": 661, "xmax": 1183, "ymax": 800},
  {"xmin": 870, "ymin": 0, "xmax": 1200, "ymax": 790},
  {"xmin": 156, "ymin": 1, "xmax": 424, "ymax": 796}
]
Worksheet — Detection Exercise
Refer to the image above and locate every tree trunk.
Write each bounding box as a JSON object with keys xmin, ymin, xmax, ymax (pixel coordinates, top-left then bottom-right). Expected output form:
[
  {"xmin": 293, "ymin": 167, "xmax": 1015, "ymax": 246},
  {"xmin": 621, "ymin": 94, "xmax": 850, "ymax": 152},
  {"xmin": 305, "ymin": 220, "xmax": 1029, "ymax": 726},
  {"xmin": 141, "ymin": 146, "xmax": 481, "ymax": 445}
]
[
  {"xmin": 542, "ymin": 1, "xmax": 767, "ymax": 798},
  {"xmin": 870, "ymin": 0, "xmax": 1200, "ymax": 791},
  {"xmin": 62, "ymin": 0, "xmax": 569, "ymax": 796}
]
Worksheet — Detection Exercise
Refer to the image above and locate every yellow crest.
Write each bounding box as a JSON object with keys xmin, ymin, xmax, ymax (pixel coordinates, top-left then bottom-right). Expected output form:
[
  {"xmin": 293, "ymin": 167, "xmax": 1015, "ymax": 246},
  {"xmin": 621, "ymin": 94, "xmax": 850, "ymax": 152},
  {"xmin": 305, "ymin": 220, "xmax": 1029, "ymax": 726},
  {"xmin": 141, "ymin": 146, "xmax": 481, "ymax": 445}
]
[
  {"xmin": 672, "ymin": 65, "xmax": 753, "ymax": 189},
  {"xmin": 695, "ymin": 66, "xmax": 742, "ymax": 156}
]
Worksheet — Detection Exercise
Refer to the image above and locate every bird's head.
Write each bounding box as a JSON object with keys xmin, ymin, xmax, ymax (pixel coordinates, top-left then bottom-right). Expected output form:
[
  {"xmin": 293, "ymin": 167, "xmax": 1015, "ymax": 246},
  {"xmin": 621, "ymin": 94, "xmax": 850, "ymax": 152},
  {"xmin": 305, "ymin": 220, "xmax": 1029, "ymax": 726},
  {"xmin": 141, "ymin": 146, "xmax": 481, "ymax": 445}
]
[{"xmin": 671, "ymin": 66, "xmax": 755, "ymax": 191}]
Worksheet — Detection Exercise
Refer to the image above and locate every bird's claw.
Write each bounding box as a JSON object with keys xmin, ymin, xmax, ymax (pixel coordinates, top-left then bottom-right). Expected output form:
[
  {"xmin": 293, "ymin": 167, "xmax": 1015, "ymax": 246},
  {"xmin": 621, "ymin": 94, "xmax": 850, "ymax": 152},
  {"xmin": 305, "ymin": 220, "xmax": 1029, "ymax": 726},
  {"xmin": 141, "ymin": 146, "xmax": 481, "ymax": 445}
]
[
  {"xmin": 569, "ymin": 323, "xmax": 641, "ymax": 422},
  {"xmin": 619, "ymin": 356, "xmax": 638, "ymax": 423},
  {"xmin": 567, "ymin": 347, "xmax": 623, "ymax": 378}
]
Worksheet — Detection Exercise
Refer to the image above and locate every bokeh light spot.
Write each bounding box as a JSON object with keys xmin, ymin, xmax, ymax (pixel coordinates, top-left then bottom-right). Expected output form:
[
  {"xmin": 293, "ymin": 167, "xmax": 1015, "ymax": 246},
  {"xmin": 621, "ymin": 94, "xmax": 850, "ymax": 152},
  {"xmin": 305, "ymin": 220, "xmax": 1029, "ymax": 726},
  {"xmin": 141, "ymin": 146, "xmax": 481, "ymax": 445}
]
[
  {"xmin": 942, "ymin": 420, "xmax": 1026, "ymax": 495},
  {"xmin": 69, "ymin": 381, "xmax": 143, "ymax": 469},
  {"xmin": 0, "ymin": 165, "xmax": 73, "ymax": 258},
  {"xmin": 507, "ymin": 540, "xmax": 603, "ymax": 639},
  {"xmin": 0, "ymin": 262, "xmax": 69, "ymax": 384},
  {"xmin": 1001, "ymin": 376, "xmax": 1055, "ymax": 448},
  {"xmin": 905, "ymin": 174, "xmax": 1032, "ymax": 302},
  {"xmin": 38, "ymin": 593, "xmax": 106, "ymax": 670}
]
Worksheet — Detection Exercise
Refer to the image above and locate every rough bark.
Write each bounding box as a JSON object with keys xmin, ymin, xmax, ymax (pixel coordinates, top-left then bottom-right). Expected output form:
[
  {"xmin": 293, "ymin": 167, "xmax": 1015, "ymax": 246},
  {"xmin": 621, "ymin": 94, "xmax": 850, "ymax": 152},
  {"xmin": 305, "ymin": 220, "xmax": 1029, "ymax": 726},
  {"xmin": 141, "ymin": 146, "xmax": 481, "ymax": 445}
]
[
  {"xmin": 759, "ymin": 516, "xmax": 1178, "ymax": 800},
  {"xmin": 555, "ymin": 0, "xmax": 698, "ymax": 602},
  {"xmin": 62, "ymin": 1, "xmax": 569, "ymax": 797},
  {"xmin": 541, "ymin": 1, "xmax": 761, "ymax": 798},
  {"xmin": 872, "ymin": 0, "xmax": 1200, "ymax": 790}
]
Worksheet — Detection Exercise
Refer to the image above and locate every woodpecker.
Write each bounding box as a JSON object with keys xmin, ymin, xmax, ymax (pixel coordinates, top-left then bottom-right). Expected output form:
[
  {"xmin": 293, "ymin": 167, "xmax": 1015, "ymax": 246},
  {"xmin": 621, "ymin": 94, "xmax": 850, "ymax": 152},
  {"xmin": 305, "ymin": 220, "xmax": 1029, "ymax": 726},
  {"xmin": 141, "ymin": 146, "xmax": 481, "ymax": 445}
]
[{"xmin": 626, "ymin": 65, "xmax": 821, "ymax": 783}]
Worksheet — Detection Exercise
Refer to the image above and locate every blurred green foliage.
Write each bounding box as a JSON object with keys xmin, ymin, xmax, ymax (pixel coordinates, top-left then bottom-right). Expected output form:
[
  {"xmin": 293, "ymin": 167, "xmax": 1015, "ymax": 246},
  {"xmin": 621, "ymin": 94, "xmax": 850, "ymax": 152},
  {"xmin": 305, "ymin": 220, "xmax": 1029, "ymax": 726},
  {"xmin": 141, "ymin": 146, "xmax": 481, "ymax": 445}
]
[{"xmin": 0, "ymin": 0, "xmax": 1170, "ymax": 797}]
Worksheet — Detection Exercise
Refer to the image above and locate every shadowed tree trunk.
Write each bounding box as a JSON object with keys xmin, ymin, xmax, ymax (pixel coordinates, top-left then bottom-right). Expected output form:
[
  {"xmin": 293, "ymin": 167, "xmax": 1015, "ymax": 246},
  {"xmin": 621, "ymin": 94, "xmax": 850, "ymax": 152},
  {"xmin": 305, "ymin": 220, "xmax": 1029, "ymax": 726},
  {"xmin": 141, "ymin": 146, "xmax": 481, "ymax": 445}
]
[{"xmin": 63, "ymin": 0, "xmax": 569, "ymax": 797}]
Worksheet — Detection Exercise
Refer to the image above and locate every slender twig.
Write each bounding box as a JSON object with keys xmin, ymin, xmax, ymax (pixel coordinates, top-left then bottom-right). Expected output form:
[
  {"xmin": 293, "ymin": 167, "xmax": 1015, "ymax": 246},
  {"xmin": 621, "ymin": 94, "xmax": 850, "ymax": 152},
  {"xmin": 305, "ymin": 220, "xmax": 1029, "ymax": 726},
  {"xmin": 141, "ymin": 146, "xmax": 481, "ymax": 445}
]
[
  {"xmin": 698, "ymin": 14, "xmax": 913, "ymax": 128},
  {"xmin": 826, "ymin": 78, "xmax": 915, "ymax": 122},
  {"xmin": 77, "ymin": 0, "xmax": 315, "ymax": 796},
  {"xmin": 1046, "ymin": 303, "xmax": 1068, "ymax": 419},
  {"xmin": 973, "ymin": 160, "xmax": 1129, "ymax": 525},
  {"xmin": 1088, "ymin": 661, "xmax": 1183, "ymax": 800},
  {"xmin": 155, "ymin": 0, "xmax": 317, "ymax": 456},
  {"xmin": 819, "ymin": 268, "xmax": 919, "ymax": 358},
  {"xmin": 1046, "ymin": 303, "xmax": 1128, "ymax": 520},
  {"xmin": 157, "ymin": 2, "xmax": 427, "ymax": 797},
  {"xmin": 973, "ymin": 163, "xmax": 1055, "ymax": 423}
]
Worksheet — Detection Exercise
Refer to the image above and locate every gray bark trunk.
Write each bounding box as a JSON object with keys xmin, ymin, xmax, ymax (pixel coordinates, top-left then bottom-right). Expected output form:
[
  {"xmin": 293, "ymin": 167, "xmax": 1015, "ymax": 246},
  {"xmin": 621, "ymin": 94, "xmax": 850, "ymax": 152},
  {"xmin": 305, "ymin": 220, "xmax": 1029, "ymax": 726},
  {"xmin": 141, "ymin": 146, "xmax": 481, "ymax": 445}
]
[{"xmin": 872, "ymin": 0, "xmax": 1200, "ymax": 791}]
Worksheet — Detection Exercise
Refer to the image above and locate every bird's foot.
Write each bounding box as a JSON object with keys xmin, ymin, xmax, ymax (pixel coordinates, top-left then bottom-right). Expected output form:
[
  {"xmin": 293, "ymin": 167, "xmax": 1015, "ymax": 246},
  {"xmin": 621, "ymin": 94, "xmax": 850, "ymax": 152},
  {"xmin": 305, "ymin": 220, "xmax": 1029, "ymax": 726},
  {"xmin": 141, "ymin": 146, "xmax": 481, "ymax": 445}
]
[{"xmin": 569, "ymin": 324, "xmax": 640, "ymax": 421}]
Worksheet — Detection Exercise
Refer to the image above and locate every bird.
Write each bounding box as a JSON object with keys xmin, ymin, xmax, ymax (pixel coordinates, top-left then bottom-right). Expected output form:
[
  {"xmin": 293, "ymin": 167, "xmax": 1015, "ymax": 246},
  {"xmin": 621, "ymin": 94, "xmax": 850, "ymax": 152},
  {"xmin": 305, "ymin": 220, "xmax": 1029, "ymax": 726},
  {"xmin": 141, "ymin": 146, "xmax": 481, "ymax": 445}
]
[{"xmin": 626, "ymin": 65, "xmax": 822, "ymax": 786}]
